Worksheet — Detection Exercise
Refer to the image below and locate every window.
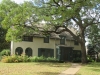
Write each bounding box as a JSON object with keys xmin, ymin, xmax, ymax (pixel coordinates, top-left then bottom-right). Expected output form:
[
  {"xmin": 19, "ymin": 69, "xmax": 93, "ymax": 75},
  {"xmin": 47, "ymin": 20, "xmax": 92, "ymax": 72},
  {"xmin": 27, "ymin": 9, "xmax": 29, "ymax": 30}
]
[
  {"xmin": 15, "ymin": 47, "xmax": 23, "ymax": 55},
  {"xmin": 60, "ymin": 36, "xmax": 66, "ymax": 45},
  {"xmin": 25, "ymin": 47, "xmax": 32, "ymax": 57},
  {"xmin": 38, "ymin": 48, "xmax": 54, "ymax": 57},
  {"xmin": 44, "ymin": 36, "xmax": 49, "ymax": 43},
  {"xmin": 23, "ymin": 36, "xmax": 33, "ymax": 42},
  {"xmin": 74, "ymin": 40, "xmax": 79, "ymax": 45}
]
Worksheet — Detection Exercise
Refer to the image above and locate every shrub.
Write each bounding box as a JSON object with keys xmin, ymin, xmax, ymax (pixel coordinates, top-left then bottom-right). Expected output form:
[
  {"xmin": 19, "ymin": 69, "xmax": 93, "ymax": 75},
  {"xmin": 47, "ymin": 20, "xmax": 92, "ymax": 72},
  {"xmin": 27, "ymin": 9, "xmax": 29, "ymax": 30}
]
[
  {"xmin": 37, "ymin": 56, "xmax": 46, "ymax": 62},
  {"xmin": 29, "ymin": 56, "xmax": 58, "ymax": 62},
  {"xmin": 1, "ymin": 54, "xmax": 30, "ymax": 63},
  {"xmin": 87, "ymin": 55, "xmax": 95, "ymax": 62},
  {"xmin": 0, "ymin": 49, "xmax": 10, "ymax": 56},
  {"xmin": 47, "ymin": 57, "xmax": 58, "ymax": 62},
  {"xmin": 29, "ymin": 56, "xmax": 45, "ymax": 62},
  {"xmin": 73, "ymin": 57, "xmax": 81, "ymax": 63},
  {"xmin": 1, "ymin": 55, "xmax": 58, "ymax": 63},
  {"xmin": 20, "ymin": 54, "xmax": 29, "ymax": 62}
]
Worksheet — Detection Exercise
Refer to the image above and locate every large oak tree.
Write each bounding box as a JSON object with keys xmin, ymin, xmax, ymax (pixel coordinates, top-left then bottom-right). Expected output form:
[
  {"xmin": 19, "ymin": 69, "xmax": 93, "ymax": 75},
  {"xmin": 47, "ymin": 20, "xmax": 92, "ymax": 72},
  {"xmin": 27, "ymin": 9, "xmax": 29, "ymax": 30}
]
[{"xmin": 33, "ymin": 0, "xmax": 100, "ymax": 63}]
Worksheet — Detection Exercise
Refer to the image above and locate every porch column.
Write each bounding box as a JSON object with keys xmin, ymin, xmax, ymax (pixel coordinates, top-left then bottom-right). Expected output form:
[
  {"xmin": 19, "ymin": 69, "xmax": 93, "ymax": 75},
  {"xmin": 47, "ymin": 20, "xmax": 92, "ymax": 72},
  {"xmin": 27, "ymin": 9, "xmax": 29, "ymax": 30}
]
[{"xmin": 11, "ymin": 41, "xmax": 14, "ymax": 55}]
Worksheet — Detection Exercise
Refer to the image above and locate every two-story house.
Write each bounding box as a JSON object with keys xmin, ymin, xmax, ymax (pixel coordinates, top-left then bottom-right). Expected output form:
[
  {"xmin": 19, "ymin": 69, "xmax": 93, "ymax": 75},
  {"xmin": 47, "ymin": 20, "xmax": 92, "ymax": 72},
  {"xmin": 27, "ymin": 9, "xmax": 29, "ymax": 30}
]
[{"xmin": 11, "ymin": 30, "xmax": 81, "ymax": 62}]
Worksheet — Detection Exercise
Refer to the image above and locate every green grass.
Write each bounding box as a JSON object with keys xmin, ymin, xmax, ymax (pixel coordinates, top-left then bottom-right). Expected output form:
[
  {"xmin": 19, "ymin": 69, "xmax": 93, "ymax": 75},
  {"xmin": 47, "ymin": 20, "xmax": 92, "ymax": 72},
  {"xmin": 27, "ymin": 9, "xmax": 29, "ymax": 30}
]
[
  {"xmin": 0, "ymin": 62, "xmax": 71, "ymax": 75},
  {"xmin": 76, "ymin": 62, "xmax": 100, "ymax": 75}
]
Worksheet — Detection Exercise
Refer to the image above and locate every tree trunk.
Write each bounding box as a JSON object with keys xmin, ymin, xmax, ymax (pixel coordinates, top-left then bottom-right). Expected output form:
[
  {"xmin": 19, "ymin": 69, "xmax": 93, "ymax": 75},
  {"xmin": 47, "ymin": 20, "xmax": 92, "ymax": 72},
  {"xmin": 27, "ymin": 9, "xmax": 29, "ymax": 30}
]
[{"xmin": 80, "ymin": 40, "xmax": 87, "ymax": 64}]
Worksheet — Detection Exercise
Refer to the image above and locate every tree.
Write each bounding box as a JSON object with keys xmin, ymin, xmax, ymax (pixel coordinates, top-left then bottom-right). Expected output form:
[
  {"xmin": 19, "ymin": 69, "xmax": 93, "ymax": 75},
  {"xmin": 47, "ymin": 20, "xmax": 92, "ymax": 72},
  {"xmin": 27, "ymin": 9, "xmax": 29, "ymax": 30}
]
[
  {"xmin": 33, "ymin": 0, "xmax": 100, "ymax": 63},
  {"xmin": 0, "ymin": 17, "xmax": 10, "ymax": 52},
  {"xmin": 0, "ymin": 0, "xmax": 37, "ymax": 41},
  {"xmin": 0, "ymin": 0, "xmax": 100, "ymax": 64},
  {"xmin": 87, "ymin": 25, "xmax": 100, "ymax": 61},
  {"xmin": 87, "ymin": 43, "xmax": 100, "ymax": 62},
  {"xmin": 88, "ymin": 24, "xmax": 100, "ymax": 45}
]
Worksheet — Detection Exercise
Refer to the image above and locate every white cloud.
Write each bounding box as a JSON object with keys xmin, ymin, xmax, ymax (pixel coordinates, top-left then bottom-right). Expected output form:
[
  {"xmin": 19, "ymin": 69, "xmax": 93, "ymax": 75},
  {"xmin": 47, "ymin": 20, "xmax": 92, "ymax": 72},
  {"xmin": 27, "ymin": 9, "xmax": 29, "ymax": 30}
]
[{"xmin": 12, "ymin": 0, "xmax": 30, "ymax": 3}]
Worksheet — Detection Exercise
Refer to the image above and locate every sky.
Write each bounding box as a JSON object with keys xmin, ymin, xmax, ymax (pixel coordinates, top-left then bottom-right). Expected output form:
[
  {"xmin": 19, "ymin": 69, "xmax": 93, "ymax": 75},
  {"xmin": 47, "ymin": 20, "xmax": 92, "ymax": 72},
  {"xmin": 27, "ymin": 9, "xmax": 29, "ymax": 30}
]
[
  {"xmin": 0, "ymin": 0, "xmax": 30, "ymax": 3},
  {"xmin": 12, "ymin": 0, "xmax": 30, "ymax": 3}
]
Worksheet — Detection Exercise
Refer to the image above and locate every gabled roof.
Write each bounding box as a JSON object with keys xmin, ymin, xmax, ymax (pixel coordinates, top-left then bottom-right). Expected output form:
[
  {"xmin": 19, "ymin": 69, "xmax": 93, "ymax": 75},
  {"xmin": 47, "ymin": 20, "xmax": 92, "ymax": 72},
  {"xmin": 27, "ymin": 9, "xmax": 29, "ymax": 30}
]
[
  {"xmin": 24, "ymin": 25, "xmax": 76, "ymax": 40},
  {"xmin": 31, "ymin": 31, "xmax": 74, "ymax": 40}
]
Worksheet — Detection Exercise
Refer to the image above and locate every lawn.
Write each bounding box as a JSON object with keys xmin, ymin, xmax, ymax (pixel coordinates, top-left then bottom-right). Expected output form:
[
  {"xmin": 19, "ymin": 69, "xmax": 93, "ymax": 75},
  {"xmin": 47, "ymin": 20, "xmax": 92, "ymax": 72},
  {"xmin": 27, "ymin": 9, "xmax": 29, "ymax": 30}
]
[
  {"xmin": 0, "ymin": 62, "xmax": 71, "ymax": 75},
  {"xmin": 76, "ymin": 62, "xmax": 100, "ymax": 75}
]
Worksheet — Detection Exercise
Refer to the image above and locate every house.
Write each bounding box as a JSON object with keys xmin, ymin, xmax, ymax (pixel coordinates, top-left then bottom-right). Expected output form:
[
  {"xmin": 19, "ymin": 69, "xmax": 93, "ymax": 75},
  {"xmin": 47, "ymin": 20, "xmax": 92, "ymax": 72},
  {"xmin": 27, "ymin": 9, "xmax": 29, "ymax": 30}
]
[{"xmin": 11, "ymin": 28, "xmax": 82, "ymax": 62}]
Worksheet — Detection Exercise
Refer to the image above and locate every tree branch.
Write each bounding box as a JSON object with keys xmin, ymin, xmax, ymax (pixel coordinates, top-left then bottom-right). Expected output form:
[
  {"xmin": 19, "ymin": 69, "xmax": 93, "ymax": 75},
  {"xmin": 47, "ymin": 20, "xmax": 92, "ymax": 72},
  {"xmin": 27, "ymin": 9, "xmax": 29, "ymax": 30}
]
[
  {"xmin": 84, "ymin": 18, "xmax": 98, "ymax": 28},
  {"xmin": 64, "ymin": 26, "xmax": 80, "ymax": 41},
  {"xmin": 53, "ymin": 0, "xmax": 60, "ymax": 6},
  {"xmin": 41, "ymin": 26, "xmax": 80, "ymax": 42},
  {"xmin": 72, "ymin": 17, "xmax": 83, "ymax": 29},
  {"xmin": 60, "ymin": 0, "xmax": 63, "ymax": 6}
]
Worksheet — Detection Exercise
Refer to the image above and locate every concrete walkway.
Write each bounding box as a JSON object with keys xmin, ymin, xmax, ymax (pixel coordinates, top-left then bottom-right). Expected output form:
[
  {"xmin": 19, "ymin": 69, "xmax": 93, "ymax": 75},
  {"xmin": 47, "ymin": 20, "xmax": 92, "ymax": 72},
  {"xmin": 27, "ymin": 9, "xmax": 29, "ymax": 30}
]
[{"xmin": 59, "ymin": 63, "xmax": 81, "ymax": 75}]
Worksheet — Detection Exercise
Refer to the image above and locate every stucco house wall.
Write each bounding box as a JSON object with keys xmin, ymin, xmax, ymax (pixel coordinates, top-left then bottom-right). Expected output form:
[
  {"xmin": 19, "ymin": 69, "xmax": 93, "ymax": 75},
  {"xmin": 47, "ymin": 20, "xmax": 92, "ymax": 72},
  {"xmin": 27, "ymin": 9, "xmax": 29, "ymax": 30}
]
[
  {"xmin": 55, "ymin": 40, "xmax": 81, "ymax": 50},
  {"xmin": 12, "ymin": 37, "xmax": 57, "ymax": 57},
  {"xmin": 12, "ymin": 37, "xmax": 81, "ymax": 57}
]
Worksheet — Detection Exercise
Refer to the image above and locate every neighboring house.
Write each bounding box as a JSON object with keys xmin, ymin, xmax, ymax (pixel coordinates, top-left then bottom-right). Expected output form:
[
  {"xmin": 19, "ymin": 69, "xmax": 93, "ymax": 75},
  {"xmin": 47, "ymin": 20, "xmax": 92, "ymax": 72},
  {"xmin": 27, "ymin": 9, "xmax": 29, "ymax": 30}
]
[{"xmin": 11, "ymin": 28, "xmax": 82, "ymax": 62}]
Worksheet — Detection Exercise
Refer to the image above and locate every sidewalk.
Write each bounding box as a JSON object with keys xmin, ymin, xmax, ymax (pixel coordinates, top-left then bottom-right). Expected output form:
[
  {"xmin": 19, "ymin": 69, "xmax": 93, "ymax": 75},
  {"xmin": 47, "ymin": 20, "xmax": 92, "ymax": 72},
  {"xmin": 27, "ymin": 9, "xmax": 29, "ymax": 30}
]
[{"xmin": 59, "ymin": 63, "xmax": 81, "ymax": 75}]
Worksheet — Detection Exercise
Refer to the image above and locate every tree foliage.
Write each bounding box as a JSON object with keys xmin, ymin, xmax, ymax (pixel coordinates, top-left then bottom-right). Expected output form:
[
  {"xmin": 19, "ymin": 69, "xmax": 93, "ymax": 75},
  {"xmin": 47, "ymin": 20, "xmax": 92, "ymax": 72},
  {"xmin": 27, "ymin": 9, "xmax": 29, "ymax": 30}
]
[
  {"xmin": 0, "ymin": 26, "xmax": 10, "ymax": 51},
  {"xmin": 87, "ymin": 43, "xmax": 100, "ymax": 61},
  {"xmin": 0, "ymin": 16, "xmax": 10, "ymax": 52},
  {"xmin": 0, "ymin": 0, "xmax": 38, "ymax": 41}
]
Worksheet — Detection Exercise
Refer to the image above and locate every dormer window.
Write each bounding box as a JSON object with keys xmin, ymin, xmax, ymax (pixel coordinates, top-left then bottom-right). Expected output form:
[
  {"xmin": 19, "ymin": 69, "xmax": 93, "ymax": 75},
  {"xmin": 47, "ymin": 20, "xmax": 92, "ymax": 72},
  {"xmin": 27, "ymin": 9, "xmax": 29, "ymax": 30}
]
[
  {"xmin": 44, "ymin": 36, "xmax": 49, "ymax": 43},
  {"xmin": 60, "ymin": 36, "xmax": 66, "ymax": 45},
  {"xmin": 22, "ymin": 36, "xmax": 33, "ymax": 42}
]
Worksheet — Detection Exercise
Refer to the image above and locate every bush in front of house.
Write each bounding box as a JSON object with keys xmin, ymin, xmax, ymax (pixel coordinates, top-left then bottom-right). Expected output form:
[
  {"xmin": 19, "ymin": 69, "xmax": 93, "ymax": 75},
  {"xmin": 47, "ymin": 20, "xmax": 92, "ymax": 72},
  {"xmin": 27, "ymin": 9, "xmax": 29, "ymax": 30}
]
[
  {"xmin": 1, "ymin": 54, "xmax": 58, "ymax": 63},
  {"xmin": 87, "ymin": 55, "xmax": 95, "ymax": 62},
  {"xmin": 73, "ymin": 57, "xmax": 81, "ymax": 63},
  {"xmin": 1, "ymin": 54, "xmax": 30, "ymax": 63},
  {"xmin": 29, "ymin": 56, "xmax": 58, "ymax": 62},
  {"xmin": 0, "ymin": 49, "xmax": 10, "ymax": 56},
  {"xmin": 29, "ymin": 56, "xmax": 46, "ymax": 62},
  {"xmin": 46, "ymin": 57, "xmax": 58, "ymax": 62}
]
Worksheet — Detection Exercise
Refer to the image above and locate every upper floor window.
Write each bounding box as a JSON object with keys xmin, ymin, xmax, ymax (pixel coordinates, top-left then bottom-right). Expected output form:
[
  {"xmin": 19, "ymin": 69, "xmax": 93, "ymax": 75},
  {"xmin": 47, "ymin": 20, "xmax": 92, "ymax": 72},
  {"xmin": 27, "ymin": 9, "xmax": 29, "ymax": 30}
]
[
  {"xmin": 22, "ymin": 36, "xmax": 33, "ymax": 42},
  {"xmin": 60, "ymin": 36, "xmax": 66, "ymax": 45},
  {"xmin": 74, "ymin": 40, "xmax": 79, "ymax": 45},
  {"xmin": 44, "ymin": 36, "xmax": 49, "ymax": 43}
]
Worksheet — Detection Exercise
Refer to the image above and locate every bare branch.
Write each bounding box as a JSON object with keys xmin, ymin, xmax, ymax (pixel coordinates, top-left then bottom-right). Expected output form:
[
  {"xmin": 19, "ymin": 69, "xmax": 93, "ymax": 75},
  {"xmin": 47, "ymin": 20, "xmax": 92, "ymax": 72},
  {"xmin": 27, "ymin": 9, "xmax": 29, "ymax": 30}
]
[
  {"xmin": 60, "ymin": 0, "xmax": 63, "ymax": 5},
  {"xmin": 64, "ymin": 26, "xmax": 80, "ymax": 41},
  {"xmin": 53, "ymin": 0, "xmax": 60, "ymax": 6},
  {"xmin": 84, "ymin": 18, "xmax": 95, "ymax": 28},
  {"xmin": 41, "ymin": 26, "xmax": 80, "ymax": 42},
  {"xmin": 72, "ymin": 17, "xmax": 83, "ymax": 29}
]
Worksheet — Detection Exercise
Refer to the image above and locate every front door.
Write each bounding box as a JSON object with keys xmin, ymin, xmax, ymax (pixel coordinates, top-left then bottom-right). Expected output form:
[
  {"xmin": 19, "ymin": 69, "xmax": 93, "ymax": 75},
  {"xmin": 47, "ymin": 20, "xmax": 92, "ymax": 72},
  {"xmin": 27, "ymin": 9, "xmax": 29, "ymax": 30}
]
[{"xmin": 59, "ymin": 47, "xmax": 73, "ymax": 62}]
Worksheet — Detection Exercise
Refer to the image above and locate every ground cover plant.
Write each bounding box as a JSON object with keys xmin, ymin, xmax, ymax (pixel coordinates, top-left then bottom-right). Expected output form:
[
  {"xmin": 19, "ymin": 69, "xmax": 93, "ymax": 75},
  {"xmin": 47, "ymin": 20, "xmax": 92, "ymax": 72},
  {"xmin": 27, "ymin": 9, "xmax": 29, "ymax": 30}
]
[
  {"xmin": 0, "ymin": 62, "xmax": 71, "ymax": 75},
  {"xmin": 76, "ymin": 62, "xmax": 100, "ymax": 75}
]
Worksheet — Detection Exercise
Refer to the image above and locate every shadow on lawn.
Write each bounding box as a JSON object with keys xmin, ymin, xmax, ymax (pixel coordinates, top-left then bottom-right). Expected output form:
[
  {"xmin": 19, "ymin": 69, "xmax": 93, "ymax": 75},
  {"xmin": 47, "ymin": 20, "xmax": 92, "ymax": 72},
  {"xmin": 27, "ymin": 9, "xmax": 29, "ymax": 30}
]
[
  {"xmin": 38, "ymin": 72, "xmax": 82, "ymax": 75},
  {"xmin": 91, "ymin": 68, "xmax": 100, "ymax": 72},
  {"xmin": 87, "ymin": 62, "xmax": 100, "ymax": 68},
  {"xmin": 34, "ymin": 62, "xmax": 70, "ymax": 67},
  {"xmin": 37, "ymin": 72, "xmax": 59, "ymax": 75}
]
